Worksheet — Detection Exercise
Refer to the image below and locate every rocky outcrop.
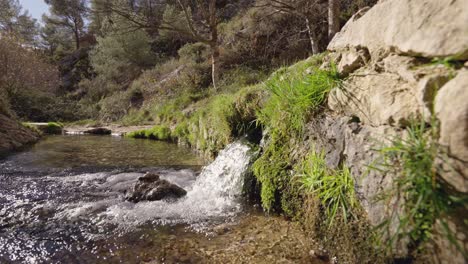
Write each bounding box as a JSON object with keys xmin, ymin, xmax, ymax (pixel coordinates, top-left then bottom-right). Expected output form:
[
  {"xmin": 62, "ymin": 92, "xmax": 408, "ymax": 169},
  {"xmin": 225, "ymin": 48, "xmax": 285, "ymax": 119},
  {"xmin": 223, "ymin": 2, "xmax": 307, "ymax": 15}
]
[
  {"xmin": 435, "ymin": 70, "xmax": 468, "ymax": 192},
  {"xmin": 125, "ymin": 172, "xmax": 187, "ymax": 202},
  {"xmin": 0, "ymin": 114, "xmax": 41, "ymax": 156},
  {"xmin": 328, "ymin": 0, "xmax": 468, "ymax": 60},
  {"xmin": 312, "ymin": 0, "xmax": 468, "ymax": 262},
  {"xmin": 328, "ymin": 54, "xmax": 454, "ymax": 127}
]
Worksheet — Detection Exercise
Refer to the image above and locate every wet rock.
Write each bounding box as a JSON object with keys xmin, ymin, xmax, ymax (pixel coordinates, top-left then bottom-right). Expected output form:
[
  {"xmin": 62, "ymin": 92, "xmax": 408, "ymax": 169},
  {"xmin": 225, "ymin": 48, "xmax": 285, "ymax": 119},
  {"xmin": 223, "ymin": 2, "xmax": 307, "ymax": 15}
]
[
  {"xmin": 125, "ymin": 172, "xmax": 187, "ymax": 202},
  {"xmin": 84, "ymin": 127, "xmax": 112, "ymax": 135}
]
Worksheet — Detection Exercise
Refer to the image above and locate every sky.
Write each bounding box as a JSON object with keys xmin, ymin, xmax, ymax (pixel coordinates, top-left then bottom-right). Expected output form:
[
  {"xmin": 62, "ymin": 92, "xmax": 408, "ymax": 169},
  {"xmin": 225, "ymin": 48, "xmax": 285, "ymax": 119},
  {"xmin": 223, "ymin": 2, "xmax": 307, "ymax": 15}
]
[{"xmin": 18, "ymin": 0, "xmax": 50, "ymax": 23}]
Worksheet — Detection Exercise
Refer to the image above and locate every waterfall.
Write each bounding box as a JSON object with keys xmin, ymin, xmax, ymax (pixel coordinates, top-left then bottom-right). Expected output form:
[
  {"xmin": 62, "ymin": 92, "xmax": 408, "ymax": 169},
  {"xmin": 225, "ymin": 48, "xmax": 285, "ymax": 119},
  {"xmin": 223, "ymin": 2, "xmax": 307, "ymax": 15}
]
[{"xmin": 102, "ymin": 140, "xmax": 253, "ymax": 230}]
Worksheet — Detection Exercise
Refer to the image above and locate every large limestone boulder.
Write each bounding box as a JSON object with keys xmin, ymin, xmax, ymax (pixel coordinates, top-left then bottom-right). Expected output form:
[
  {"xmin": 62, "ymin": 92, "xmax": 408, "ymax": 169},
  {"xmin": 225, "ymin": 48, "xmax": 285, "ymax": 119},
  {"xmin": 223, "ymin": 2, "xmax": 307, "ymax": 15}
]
[
  {"xmin": 435, "ymin": 70, "xmax": 468, "ymax": 192},
  {"xmin": 328, "ymin": 0, "xmax": 468, "ymax": 60},
  {"xmin": 328, "ymin": 70, "xmax": 425, "ymax": 127}
]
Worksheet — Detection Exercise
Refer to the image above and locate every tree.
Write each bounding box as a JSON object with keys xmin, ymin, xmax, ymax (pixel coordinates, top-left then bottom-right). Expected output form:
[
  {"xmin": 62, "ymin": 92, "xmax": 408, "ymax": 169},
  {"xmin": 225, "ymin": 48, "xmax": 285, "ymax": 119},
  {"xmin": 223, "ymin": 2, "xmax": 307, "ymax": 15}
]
[
  {"xmin": 94, "ymin": 0, "xmax": 239, "ymax": 90},
  {"xmin": 44, "ymin": 0, "xmax": 88, "ymax": 50},
  {"xmin": 256, "ymin": 0, "xmax": 327, "ymax": 55},
  {"xmin": 173, "ymin": 0, "xmax": 220, "ymax": 90},
  {"xmin": 41, "ymin": 14, "xmax": 74, "ymax": 59},
  {"xmin": 0, "ymin": 35, "xmax": 60, "ymax": 119},
  {"xmin": 0, "ymin": 0, "xmax": 39, "ymax": 45},
  {"xmin": 90, "ymin": 17, "xmax": 155, "ymax": 84},
  {"xmin": 328, "ymin": 0, "xmax": 339, "ymax": 40}
]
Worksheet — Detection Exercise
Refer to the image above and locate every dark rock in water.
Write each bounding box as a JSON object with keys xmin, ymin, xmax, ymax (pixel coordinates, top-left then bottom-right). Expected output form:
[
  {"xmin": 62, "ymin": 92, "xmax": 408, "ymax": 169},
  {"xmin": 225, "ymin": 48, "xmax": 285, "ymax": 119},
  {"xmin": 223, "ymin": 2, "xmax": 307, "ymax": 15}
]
[
  {"xmin": 125, "ymin": 172, "xmax": 187, "ymax": 202},
  {"xmin": 84, "ymin": 127, "xmax": 112, "ymax": 135},
  {"xmin": 138, "ymin": 172, "xmax": 160, "ymax": 182}
]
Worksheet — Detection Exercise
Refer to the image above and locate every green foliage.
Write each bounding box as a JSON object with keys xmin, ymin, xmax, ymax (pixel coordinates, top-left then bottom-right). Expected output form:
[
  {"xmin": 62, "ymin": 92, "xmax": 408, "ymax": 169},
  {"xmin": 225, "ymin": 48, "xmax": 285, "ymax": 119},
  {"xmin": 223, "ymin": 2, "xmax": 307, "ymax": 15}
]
[
  {"xmin": 90, "ymin": 17, "xmax": 155, "ymax": 82},
  {"xmin": 45, "ymin": 122, "xmax": 63, "ymax": 134},
  {"xmin": 252, "ymin": 139, "xmax": 290, "ymax": 211},
  {"xmin": 178, "ymin": 42, "xmax": 210, "ymax": 63},
  {"xmin": 373, "ymin": 120, "xmax": 467, "ymax": 256},
  {"xmin": 126, "ymin": 125, "xmax": 172, "ymax": 141},
  {"xmin": 298, "ymin": 151, "xmax": 358, "ymax": 227},
  {"xmin": 431, "ymin": 56, "xmax": 464, "ymax": 70},
  {"xmin": 252, "ymin": 55, "xmax": 341, "ymax": 212},
  {"xmin": 258, "ymin": 57, "xmax": 339, "ymax": 136}
]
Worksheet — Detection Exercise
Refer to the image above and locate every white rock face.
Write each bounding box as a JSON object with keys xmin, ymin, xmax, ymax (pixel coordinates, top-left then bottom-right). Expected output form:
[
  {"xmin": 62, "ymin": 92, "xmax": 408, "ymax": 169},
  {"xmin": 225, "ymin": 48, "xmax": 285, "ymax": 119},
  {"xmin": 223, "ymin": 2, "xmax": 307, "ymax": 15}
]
[
  {"xmin": 435, "ymin": 70, "xmax": 468, "ymax": 192},
  {"xmin": 328, "ymin": 0, "xmax": 468, "ymax": 60}
]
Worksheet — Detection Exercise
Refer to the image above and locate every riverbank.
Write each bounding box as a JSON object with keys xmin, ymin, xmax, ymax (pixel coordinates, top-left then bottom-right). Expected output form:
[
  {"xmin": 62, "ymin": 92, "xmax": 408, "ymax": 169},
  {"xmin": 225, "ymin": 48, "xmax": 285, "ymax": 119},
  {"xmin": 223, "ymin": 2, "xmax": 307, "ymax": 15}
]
[
  {"xmin": 64, "ymin": 124, "xmax": 155, "ymax": 136},
  {"xmin": 0, "ymin": 114, "xmax": 41, "ymax": 156}
]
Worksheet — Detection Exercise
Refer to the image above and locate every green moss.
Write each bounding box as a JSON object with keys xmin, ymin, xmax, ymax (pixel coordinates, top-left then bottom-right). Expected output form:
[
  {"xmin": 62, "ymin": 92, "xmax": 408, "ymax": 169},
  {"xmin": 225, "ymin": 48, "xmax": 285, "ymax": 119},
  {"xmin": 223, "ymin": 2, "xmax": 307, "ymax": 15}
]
[
  {"xmin": 252, "ymin": 54, "xmax": 341, "ymax": 213},
  {"xmin": 126, "ymin": 125, "xmax": 172, "ymax": 141},
  {"xmin": 45, "ymin": 122, "xmax": 63, "ymax": 134},
  {"xmin": 252, "ymin": 138, "xmax": 290, "ymax": 212}
]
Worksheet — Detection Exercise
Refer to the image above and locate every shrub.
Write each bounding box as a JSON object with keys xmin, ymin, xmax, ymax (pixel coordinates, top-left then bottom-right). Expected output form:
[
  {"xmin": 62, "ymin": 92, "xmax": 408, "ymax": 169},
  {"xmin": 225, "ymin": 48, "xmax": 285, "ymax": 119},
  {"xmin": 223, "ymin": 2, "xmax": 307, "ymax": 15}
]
[
  {"xmin": 45, "ymin": 122, "xmax": 63, "ymax": 134},
  {"xmin": 178, "ymin": 42, "xmax": 210, "ymax": 63}
]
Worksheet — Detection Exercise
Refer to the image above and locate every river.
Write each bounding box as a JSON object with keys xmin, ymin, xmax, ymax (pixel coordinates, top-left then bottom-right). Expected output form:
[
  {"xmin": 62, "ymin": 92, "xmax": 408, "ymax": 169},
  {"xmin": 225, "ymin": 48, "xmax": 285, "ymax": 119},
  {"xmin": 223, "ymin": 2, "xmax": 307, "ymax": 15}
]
[
  {"xmin": 0, "ymin": 135, "xmax": 322, "ymax": 264},
  {"xmin": 0, "ymin": 134, "xmax": 252, "ymax": 263}
]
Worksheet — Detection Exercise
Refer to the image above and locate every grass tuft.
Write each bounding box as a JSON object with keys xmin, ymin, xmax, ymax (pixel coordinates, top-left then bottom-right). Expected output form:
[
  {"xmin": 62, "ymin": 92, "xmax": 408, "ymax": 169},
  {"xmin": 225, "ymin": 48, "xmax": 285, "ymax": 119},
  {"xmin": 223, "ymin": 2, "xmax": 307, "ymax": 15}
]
[
  {"xmin": 373, "ymin": 119, "xmax": 467, "ymax": 257},
  {"xmin": 298, "ymin": 151, "xmax": 358, "ymax": 227},
  {"xmin": 252, "ymin": 55, "xmax": 341, "ymax": 212}
]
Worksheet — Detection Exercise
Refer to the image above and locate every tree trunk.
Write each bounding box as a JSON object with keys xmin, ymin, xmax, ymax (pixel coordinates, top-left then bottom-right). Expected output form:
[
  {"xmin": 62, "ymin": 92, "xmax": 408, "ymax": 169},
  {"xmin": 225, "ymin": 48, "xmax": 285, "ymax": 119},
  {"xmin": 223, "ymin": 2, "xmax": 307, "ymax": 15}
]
[
  {"xmin": 210, "ymin": 43, "xmax": 220, "ymax": 91},
  {"xmin": 305, "ymin": 18, "xmax": 320, "ymax": 55},
  {"xmin": 328, "ymin": 0, "xmax": 340, "ymax": 41},
  {"xmin": 73, "ymin": 26, "xmax": 80, "ymax": 50},
  {"xmin": 208, "ymin": 0, "xmax": 219, "ymax": 90}
]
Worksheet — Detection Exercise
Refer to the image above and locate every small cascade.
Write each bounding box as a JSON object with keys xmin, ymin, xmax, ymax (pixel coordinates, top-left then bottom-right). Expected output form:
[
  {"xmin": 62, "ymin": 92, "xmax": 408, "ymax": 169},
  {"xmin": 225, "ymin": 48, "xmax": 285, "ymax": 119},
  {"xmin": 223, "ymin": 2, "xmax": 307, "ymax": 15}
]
[{"xmin": 102, "ymin": 140, "xmax": 253, "ymax": 230}]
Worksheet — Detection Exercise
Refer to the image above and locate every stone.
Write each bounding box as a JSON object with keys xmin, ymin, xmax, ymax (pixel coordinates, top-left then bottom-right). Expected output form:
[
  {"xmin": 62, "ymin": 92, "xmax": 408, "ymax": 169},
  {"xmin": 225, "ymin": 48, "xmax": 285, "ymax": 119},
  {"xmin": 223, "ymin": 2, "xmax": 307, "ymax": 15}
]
[
  {"xmin": 84, "ymin": 127, "xmax": 112, "ymax": 135},
  {"xmin": 434, "ymin": 70, "xmax": 468, "ymax": 192},
  {"xmin": 328, "ymin": 0, "xmax": 468, "ymax": 60},
  {"xmin": 337, "ymin": 47, "xmax": 369, "ymax": 76},
  {"xmin": 328, "ymin": 71, "xmax": 425, "ymax": 127},
  {"xmin": 138, "ymin": 172, "xmax": 160, "ymax": 182},
  {"xmin": 125, "ymin": 172, "xmax": 187, "ymax": 202}
]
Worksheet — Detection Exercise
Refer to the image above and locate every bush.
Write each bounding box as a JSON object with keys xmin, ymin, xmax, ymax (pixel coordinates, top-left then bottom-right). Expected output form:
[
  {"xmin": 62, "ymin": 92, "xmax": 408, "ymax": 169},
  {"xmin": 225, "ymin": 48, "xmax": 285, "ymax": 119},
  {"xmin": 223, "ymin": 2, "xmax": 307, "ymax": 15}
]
[
  {"xmin": 45, "ymin": 122, "xmax": 63, "ymax": 134},
  {"xmin": 178, "ymin": 42, "xmax": 210, "ymax": 63}
]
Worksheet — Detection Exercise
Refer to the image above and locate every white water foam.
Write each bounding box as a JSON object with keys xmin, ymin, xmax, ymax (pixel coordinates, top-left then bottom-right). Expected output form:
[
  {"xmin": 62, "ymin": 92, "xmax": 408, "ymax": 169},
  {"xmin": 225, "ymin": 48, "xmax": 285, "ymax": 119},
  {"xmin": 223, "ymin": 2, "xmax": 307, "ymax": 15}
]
[{"xmin": 98, "ymin": 141, "xmax": 253, "ymax": 230}]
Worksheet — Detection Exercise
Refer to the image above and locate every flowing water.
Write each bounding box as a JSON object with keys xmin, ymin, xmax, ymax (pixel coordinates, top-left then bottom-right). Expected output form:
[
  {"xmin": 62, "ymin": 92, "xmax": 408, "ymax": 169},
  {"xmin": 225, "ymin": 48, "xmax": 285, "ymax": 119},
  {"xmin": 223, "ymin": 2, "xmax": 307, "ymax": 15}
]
[{"xmin": 0, "ymin": 135, "xmax": 253, "ymax": 263}]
